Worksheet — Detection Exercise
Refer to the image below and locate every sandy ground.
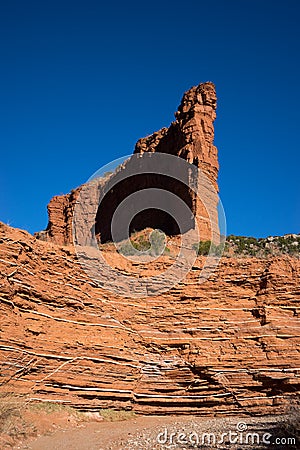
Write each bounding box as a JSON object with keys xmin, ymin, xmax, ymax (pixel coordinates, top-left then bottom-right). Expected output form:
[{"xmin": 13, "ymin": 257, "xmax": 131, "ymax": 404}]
[{"xmin": 16, "ymin": 414, "xmax": 295, "ymax": 450}]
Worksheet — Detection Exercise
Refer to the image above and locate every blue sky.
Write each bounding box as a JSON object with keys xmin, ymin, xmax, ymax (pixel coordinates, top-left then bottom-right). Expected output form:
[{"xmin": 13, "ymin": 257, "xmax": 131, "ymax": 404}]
[{"xmin": 0, "ymin": 0, "xmax": 299, "ymax": 237}]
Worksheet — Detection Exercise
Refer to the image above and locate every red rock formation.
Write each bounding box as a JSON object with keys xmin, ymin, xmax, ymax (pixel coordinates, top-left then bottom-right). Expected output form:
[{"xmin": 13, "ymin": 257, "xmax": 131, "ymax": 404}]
[
  {"xmin": 36, "ymin": 190, "xmax": 79, "ymax": 246},
  {"xmin": 135, "ymin": 81, "xmax": 218, "ymax": 188},
  {"xmin": 1, "ymin": 223, "xmax": 299, "ymax": 415},
  {"xmin": 2, "ymin": 82, "xmax": 298, "ymax": 417},
  {"xmin": 36, "ymin": 82, "xmax": 220, "ymax": 245}
]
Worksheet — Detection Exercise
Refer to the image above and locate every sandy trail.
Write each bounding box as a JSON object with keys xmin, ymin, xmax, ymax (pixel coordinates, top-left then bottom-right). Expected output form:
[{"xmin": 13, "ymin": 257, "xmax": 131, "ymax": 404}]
[{"xmin": 17, "ymin": 415, "xmax": 290, "ymax": 450}]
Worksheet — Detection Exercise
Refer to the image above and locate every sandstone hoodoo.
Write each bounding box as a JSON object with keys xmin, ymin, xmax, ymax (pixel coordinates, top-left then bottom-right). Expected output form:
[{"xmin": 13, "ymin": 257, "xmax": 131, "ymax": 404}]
[{"xmin": 36, "ymin": 82, "xmax": 220, "ymax": 246}]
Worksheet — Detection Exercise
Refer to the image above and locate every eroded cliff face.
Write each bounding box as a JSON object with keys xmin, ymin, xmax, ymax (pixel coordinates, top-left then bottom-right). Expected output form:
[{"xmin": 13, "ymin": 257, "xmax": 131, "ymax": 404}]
[
  {"xmin": 36, "ymin": 82, "xmax": 220, "ymax": 245},
  {"xmin": 1, "ymin": 223, "xmax": 299, "ymax": 415},
  {"xmin": 135, "ymin": 81, "xmax": 218, "ymax": 188},
  {"xmin": 37, "ymin": 189, "xmax": 79, "ymax": 246}
]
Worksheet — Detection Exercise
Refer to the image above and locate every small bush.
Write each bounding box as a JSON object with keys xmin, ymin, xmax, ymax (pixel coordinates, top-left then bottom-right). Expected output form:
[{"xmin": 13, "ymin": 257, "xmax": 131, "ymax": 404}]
[
  {"xmin": 0, "ymin": 395, "xmax": 22, "ymax": 435},
  {"xmin": 193, "ymin": 240, "xmax": 225, "ymax": 256},
  {"xmin": 198, "ymin": 240, "xmax": 213, "ymax": 255},
  {"xmin": 0, "ymin": 394, "xmax": 35, "ymax": 446},
  {"xmin": 150, "ymin": 229, "xmax": 166, "ymax": 256},
  {"xmin": 118, "ymin": 230, "xmax": 167, "ymax": 257},
  {"xmin": 118, "ymin": 241, "xmax": 137, "ymax": 256},
  {"xmin": 118, "ymin": 239, "xmax": 151, "ymax": 256}
]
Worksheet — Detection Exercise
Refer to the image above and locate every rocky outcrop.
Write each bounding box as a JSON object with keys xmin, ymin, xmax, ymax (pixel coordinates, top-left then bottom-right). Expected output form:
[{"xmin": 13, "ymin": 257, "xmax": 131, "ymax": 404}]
[
  {"xmin": 36, "ymin": 190, "xmax": 79, "ymax": 246},
  {"xmin": 1, "ymin": 223, "xmax": 299, "ymax": 415},
  {"xmin": 36, "ymin": 82, "xmax": 220, "ymax": 245},
  {"xmin": 134, "ymin": 81, "xmax": 218, "ymax": 188}
]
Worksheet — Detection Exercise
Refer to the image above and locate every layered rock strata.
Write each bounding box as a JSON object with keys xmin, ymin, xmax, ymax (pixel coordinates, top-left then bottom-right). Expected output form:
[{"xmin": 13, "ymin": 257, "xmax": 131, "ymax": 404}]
[{"xmin": 1, "ymin": 223, "xmax": 299, "ymax": 415}]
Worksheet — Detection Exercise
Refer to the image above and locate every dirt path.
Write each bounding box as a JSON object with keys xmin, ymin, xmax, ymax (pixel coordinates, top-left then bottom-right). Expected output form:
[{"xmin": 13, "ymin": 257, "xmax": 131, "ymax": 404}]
[
  {"xmin": 17, "ymin": 416, "xmax": 177, "ymax": 450},
  {"xmin": 17, "ymin": 415, "xmax": 292, "ymax": 450}
]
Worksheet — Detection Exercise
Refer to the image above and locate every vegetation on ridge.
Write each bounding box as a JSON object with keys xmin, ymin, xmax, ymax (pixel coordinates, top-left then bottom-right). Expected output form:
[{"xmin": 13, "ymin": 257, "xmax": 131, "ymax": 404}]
[
  {"xmin": 226, "ymin": 234, "xmax": 300, "ymax": 257},
  {"xmin": 193, "ymin": 234, "xmax": 300, "ymax": 258}
]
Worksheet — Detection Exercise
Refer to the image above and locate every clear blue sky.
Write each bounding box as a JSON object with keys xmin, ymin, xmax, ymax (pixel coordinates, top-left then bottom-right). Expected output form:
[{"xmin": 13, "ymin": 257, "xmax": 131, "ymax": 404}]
[{"xmin": 0, "ymin": 0, "xmax": 299, "ymax": 238}]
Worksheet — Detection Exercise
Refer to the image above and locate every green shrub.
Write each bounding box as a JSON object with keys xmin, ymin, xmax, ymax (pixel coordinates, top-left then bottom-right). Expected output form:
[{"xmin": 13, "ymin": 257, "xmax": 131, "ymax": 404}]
[
  {"xmin": 150, "ymin": 229, "xmax": 166, "ymax": 256},
  {"xmin": 193, "ymin": 240, "xmax": 225, "ymax": 256},
  {"xmin": 118, "ymin": 230, "xmax": 167, "ymax": 257},
  {"xmin": 118, "ymin": 241, "xmax": 138, "ymax": 256}
]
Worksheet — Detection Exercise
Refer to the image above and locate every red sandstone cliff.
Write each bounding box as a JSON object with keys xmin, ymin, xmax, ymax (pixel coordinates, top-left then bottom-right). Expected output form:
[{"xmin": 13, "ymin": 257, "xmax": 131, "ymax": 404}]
[
  {"xmin": 36, "ymin": 82, "xmax": 220, "ymax": 246},
  {"xmin": 0, "ymin": 223, "xmax": 299, "ymax": 415},
  {"xmin": 135, "ymin": 82, "xmax": 218, "ymax": 187},
  {"xmin": 1, "ymin": 82, "xmax": 299, "ymax": 417}
]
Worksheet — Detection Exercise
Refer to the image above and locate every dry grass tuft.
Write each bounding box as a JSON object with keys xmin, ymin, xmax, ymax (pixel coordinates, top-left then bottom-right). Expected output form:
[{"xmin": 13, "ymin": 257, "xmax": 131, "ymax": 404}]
[
  {"xmin": 99, "ymin": 408, "xmax": 136, "ymax": 422},
  {"xmin": 0, "ymin": 393, "xmax": 35, "ymax": 448}
]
